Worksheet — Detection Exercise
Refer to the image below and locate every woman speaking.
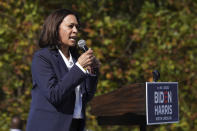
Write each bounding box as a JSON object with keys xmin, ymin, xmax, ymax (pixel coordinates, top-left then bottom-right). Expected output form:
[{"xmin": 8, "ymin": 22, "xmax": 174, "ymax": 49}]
[{"xmin": 26, "ymin": 9, "xmax": 99, "ymax": 131}]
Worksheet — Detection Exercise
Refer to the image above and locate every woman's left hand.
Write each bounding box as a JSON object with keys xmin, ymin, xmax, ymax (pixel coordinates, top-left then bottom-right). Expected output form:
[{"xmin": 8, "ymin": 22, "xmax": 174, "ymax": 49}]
[
  {"xmin": 92, "ymin": 56, "xmax": 101, "ymax": 69},
  {"xmin": 86, "ymin": 56, "xmax": 101, "ymax": 74}
]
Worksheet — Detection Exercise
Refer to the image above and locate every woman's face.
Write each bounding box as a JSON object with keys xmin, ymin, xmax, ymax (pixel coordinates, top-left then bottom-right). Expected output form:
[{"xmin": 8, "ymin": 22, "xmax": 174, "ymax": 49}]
[{"xmin": 59, "ymin": 14, "xmax": 79, "ymax": 47}]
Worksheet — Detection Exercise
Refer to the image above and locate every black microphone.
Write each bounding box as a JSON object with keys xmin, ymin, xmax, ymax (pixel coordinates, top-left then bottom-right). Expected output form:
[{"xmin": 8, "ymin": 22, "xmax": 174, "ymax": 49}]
[
  {"xmin": 78, "ymin": 39, "xmax": 88, "ymax": 52},
  {"xmin": 152, "ymin": 70, "xmax": 160, "ymax": 82},
  {"xmin": 77, "ymin": 39, "xmax": 98, "ymax": 75}
]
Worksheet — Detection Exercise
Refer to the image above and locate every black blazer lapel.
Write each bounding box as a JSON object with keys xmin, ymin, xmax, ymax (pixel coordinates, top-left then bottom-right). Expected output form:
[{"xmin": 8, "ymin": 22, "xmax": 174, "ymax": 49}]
[
  {"xmin": 72, "ymin": 57, "xmax": 87, "ymax": 95},
  {"xmin": 50, "ymin": 48, "xmax": 68, "ymax": 78},
  {"xmin": 50, "ymin": 48, "xmax": 86, "ymax": 94}
]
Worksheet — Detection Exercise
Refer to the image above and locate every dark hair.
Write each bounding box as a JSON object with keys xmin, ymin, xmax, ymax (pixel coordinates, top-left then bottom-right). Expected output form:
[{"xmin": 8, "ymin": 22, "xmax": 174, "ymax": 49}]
[
  {"xmin": 39, "ymin": 9, "xmax": 80, "ymax": 58},
  {"xmin": 10, "ymin": 115, "xmax": 23, "ymax": 129}
]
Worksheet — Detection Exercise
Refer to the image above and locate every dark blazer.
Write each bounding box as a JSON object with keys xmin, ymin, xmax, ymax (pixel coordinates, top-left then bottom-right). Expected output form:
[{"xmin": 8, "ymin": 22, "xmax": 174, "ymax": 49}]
[{"xmin": 26, "ymin": 47, "xmax": 98, "ymax": 131}]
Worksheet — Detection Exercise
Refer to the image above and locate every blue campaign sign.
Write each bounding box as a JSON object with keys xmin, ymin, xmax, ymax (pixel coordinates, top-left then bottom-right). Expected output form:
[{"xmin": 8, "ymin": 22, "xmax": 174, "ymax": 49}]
[{"xmin": 146, "ymin": 82, "xmax": 179, "ymax": 125}]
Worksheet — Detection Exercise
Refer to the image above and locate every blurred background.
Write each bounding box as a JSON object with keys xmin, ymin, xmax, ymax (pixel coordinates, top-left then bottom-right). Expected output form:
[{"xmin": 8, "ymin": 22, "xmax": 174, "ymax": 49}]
[{"xmin": 0, "ymin": 0, "xmax": 197, "ymax": 130}]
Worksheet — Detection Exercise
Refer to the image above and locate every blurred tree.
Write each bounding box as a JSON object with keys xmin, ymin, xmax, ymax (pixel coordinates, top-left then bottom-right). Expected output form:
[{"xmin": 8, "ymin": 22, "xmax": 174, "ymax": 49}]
[{"xmin": 0, "ymin": 0, "xmax": 42, "ymax": 130}]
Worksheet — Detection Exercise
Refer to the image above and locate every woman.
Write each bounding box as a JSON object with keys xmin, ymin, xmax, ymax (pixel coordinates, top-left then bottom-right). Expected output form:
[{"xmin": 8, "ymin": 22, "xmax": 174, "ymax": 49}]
[{"xmin": 26, "ymin": 9, "xmax": 99, "ymax": 131}]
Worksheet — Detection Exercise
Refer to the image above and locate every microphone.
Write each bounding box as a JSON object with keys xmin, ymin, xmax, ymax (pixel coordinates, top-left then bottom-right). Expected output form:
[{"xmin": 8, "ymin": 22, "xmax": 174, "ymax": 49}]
[
  {"xmin": 78, "ymin": 39, "xmax": 88, "ymax": 52},
  {"xmin": 77, "ymin": 39, "xmax": 98, "ymax": 75},
  {"xmin": 152, "ymin": 70, "xmax": 160, "ymax": 82}
]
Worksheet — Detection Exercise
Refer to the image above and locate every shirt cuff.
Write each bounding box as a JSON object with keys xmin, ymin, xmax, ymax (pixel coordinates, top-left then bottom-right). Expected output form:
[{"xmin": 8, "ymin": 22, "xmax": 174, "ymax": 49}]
[
  {"xmin": 76, "ymin": 62, "xmax": 97, "ymax": 76},
  {"xmin": 76, "ymin": 62, "xmax": 86, "ymax": 74}
]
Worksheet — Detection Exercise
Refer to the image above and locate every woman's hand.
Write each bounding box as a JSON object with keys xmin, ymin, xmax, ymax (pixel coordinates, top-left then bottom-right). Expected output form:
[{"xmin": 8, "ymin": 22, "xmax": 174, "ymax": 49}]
[
  {"xmin": 77, "ymin": 49, "xmax": 94, "ymax": 68},
  {"xmin": 92, "ymin": 57, "xmax": 101, "ymax": 69},
  {"xmin": 86, "ymin": 56, "xmax": 101, "ymax": 75}
]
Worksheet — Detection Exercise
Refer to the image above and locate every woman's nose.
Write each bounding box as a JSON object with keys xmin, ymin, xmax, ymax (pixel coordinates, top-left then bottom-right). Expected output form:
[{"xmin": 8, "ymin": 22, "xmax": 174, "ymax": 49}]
[{"xmin": 73, "ymin": 26, "xmax": 78, "ymax": 33}]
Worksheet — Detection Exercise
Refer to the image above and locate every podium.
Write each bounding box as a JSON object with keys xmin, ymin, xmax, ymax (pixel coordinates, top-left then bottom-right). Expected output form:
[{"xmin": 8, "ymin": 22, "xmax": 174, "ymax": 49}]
[{"xmin": 90, "ymin": 83, "xmax": 147, "ymax": 131}]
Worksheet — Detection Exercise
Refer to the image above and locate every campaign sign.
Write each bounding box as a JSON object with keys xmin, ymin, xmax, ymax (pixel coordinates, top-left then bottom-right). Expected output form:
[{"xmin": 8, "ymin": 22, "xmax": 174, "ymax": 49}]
[{"xmin": 146, "ymin": 82, "xmax": 179, "ymax": 125}]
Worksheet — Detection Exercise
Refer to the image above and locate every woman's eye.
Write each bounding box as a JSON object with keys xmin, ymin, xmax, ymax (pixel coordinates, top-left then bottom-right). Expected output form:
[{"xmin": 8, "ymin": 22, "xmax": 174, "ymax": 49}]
[
  {"xmin": 76, "ymin": 25, "xmax": 80, "ymax": 30},
  {"xmin": 68, "ymin": 25, "xmax": 74, "ymax": 28},
  {"xmin": 67, "ymin": 24, "xmax": 80, "ymax": 30}
]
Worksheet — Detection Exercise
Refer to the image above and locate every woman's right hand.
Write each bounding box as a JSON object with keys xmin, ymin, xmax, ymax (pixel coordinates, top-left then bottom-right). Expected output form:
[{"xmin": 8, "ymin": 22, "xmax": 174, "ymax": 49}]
[{"xmin": 77, "ymin": 49, "xmax": 94, "ymax": 68}]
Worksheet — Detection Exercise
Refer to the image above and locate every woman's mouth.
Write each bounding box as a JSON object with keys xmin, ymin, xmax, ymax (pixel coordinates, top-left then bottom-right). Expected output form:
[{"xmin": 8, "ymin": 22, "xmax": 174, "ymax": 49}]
[{"xmin": 69, "ymin": 36, "xmax": 77, "ymax": 42}]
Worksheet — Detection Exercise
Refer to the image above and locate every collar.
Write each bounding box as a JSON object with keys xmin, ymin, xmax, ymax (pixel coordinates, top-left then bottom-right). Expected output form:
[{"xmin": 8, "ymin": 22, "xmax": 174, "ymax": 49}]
[{"xmin": 58, "ymin": 49, "xmax": 74, "ymax": 69}]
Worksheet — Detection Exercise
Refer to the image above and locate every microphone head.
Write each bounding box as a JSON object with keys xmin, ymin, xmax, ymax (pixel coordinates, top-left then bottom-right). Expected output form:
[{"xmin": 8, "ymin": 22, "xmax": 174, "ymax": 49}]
[
  {"xmin": 78, "ymin": 39, "xmax": 86, "ymax": 49},
  {"xmin": 152, "ymin": 70, "xmax": 160, "ymax": 82}
]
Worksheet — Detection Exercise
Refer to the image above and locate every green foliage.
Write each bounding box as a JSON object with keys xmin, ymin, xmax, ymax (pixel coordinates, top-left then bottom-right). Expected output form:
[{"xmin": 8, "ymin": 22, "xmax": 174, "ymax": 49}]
[
  {"xmin": 0, "ymin": 0, "xmax": 42, "ymax": 130},
  {"xmin": 0, "ymin": 0, "xmax": 197, "ymax": 130}
]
